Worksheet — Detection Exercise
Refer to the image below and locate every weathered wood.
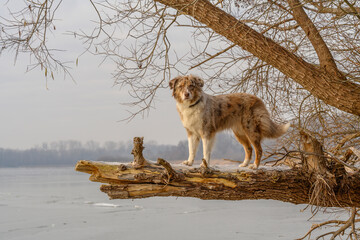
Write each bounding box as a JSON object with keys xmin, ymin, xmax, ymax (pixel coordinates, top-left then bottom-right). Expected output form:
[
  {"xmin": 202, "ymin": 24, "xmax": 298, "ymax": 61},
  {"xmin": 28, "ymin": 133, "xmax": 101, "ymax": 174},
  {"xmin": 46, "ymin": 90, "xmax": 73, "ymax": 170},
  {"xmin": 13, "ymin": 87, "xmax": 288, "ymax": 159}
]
[
  {"xmin": 75, "ymin": 136, "xmax": 360, "ymax": 207},
  {"xmin": 349, "ymin": 147, "xmax": 360, "ymax": 159},
  {"xmin": 299, "ymin": 130, "xmax": 351, "ymax": 208},
  {"xmin": 131, "ymin": 137, "xmax": 147, "ymax": 168},
  {"xmin": 300, "ymin": 130, "xmax": 329, "ymax": 175},
  {"xmin": 75, "ymin": 159, "xmax": 360, "ymax": 207}
]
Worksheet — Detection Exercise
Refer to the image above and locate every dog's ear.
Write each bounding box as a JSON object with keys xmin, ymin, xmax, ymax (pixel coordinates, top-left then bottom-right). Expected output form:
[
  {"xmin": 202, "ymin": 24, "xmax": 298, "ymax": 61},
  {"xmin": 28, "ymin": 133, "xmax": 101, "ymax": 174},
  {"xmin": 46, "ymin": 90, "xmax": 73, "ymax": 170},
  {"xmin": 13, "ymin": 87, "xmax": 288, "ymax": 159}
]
[
  {"xmin": 191, "ymin": 75, "xmax": 204, "ymax": 88},
  {"xmin": 169, "ymin": 76, "xmax": 181, "ymax": 90}
]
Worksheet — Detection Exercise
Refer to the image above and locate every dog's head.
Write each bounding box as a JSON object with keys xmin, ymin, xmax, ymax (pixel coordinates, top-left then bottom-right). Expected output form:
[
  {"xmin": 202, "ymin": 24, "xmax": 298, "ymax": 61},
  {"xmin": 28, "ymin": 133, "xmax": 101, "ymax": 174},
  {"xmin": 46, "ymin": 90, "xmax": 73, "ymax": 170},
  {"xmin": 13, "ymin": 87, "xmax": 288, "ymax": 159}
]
[{"xmin": 169, "ymin": 75, "xmax": 204, "ymax": 104}]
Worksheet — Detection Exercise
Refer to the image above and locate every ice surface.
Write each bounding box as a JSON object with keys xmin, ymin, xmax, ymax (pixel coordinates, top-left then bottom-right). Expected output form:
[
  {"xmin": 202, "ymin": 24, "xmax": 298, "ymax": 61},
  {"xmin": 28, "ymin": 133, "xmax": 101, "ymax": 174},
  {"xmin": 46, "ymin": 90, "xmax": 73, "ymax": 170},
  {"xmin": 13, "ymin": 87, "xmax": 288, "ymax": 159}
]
[{"xmin": 0, "ymin": 167, "xmax": 341, "ymax": 240}]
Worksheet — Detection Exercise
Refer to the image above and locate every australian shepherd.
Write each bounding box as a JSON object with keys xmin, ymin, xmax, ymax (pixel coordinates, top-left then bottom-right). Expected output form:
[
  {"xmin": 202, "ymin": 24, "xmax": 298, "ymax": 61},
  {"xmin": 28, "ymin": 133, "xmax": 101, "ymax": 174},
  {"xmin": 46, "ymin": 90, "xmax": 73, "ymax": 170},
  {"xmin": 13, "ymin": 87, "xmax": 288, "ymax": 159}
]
[{"xmin": 170, "ymin": 75, "xmax": 290, "ymax": 169}]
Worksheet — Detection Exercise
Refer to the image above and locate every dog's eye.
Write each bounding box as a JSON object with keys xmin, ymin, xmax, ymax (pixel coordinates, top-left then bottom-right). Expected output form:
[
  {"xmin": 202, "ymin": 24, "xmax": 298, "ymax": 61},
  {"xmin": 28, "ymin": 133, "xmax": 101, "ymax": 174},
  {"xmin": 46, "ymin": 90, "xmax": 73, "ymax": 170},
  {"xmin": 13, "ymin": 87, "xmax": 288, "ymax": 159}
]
[{"xmin": 188, "ymin": 85, "xmax": 195, "ymax": 90}]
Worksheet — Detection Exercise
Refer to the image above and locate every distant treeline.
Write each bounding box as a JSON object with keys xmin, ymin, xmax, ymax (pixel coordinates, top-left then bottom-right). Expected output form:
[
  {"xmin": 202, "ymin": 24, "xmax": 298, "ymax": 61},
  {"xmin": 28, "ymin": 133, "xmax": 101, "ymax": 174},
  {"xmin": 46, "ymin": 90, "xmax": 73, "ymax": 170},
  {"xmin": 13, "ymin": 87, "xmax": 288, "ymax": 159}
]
[{"xmin": 0, "ymin": 133, "xmax": 245, "ymax": 167}]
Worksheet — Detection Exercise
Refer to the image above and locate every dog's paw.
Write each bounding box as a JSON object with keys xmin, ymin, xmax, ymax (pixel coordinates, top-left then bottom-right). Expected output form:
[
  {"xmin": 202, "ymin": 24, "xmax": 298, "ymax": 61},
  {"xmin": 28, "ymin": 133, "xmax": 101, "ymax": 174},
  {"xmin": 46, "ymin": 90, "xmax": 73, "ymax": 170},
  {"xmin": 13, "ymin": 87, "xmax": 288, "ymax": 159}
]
[
  {"xmin": 182, "ymin": 160, "xmax": 193, "ymax": 166},
  {"xmin": 239, "ymin": 162, "xmax": 249, "ymax": 168},
  {"xmin": 248, "ymin": 164, "xmax": 259, "ymax": 170}
]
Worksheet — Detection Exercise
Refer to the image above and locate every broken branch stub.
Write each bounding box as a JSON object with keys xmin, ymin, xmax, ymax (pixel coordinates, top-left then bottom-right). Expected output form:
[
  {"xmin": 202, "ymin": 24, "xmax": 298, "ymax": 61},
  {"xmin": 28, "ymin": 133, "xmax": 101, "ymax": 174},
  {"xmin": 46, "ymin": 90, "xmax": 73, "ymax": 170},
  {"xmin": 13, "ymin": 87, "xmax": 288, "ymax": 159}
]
[
  {"xmin": 300, "ymin": 130, "xmax": 329, "ymax": 175},
  {"xmin": 157, "ymin": 158, "xmax": 185, "ymax": 182},
  {"xmin": 299, "ymin": 130, "xmax": 352, "ymax": 209},
  {"xmin": 131, "ymin": 137, "xmax": 147, "ymax": 168}
]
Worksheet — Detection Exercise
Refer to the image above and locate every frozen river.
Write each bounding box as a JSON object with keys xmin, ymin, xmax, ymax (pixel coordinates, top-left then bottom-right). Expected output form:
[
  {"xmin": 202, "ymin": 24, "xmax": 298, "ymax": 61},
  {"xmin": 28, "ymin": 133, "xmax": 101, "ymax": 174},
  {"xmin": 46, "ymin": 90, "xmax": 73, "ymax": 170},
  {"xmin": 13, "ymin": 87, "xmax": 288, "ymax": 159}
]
[{"xmin": 0, "ymin": 167, "xmax": 334, "ymax": 240}]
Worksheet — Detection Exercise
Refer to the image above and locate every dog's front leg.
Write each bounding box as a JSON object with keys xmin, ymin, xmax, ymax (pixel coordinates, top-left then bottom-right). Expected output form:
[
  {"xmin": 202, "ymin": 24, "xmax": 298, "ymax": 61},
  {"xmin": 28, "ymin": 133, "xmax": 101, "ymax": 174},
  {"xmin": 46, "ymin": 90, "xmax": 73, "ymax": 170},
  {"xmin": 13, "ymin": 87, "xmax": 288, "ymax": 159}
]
[
  {"xmin": 183, "ymin": 134, "xmax": 200, "ymax": 166},
  {"xmin": 201, "ymin": 136, "xmax": 215, "ymax": 167}
]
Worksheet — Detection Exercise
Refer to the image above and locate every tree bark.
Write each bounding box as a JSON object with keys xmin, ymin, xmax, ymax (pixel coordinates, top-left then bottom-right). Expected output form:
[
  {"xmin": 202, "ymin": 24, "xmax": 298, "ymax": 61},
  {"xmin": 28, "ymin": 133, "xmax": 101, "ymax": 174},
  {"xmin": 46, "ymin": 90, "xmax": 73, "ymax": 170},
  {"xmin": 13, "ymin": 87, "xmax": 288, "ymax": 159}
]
[
  {"xmin": 75, "ymin": 136, "xmax": 360, "ymax": 207},
  {"xmin": 131, "ymin": 137, "xmax": 148, "ymax": 168},
  {"xmin": 154, "ymin": 0, "xmax": 360, "ymax": 116},
  {"xmin": 75, "ymin": 159, "xmax": 360, "ymax": 207}
]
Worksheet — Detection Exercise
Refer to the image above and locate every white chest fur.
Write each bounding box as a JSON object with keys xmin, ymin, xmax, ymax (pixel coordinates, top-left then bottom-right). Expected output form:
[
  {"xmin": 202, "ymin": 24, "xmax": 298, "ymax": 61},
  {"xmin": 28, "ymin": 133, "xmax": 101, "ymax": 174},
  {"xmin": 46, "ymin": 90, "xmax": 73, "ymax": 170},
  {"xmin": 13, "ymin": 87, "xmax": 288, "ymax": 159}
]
[{"xmin": 176, "ymin": 101, "xmax": 205, "ymax": 136}]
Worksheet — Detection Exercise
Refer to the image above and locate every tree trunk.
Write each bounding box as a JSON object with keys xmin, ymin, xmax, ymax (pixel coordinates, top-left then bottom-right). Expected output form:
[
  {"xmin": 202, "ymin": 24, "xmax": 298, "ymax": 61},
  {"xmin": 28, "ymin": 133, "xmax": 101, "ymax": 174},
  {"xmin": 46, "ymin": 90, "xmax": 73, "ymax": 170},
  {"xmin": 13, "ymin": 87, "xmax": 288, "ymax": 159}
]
[
  {"xmin": 153, "ymin": 0, "xmax": 360, "ymax": 116},
  {"xmin": 75, "ymin": 159, "xmax": 360, "ymax": 207},
  {"xmin": 75, "ymin": 137, "xmax": 360, "ymax": 207}
]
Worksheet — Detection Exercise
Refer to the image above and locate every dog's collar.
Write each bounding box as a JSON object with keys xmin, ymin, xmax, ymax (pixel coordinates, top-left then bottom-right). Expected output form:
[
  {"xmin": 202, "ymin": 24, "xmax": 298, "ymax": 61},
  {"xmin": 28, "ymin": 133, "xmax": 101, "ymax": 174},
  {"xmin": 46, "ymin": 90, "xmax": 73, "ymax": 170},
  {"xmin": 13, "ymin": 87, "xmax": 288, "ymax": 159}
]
[{"xmin": 189, "ymin": 96, "xmax": 203, "ymax": 108}]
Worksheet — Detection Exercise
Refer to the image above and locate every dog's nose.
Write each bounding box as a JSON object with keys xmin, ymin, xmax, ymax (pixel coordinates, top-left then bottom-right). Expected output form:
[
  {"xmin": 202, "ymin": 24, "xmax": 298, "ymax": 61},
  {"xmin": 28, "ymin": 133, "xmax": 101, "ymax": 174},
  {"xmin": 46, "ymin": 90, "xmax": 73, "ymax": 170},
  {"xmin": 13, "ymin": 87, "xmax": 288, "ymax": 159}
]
[{"xmin": 184, "ymin": 92, "xmax": 190, "ymax": 98}]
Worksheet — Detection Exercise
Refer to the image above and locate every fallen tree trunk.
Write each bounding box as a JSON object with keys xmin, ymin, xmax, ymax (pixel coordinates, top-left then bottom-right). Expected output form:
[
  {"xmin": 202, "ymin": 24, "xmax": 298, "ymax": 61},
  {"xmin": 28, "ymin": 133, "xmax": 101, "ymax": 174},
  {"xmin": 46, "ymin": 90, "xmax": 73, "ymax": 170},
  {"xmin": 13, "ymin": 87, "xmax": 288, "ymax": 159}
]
[
  {"xmin": 76, "ymin": 159, "xmax": 306, "ymax": 202},
  {"xmin": 75, "ymin": 137, "xmax": 360, "ymax": 207},
  {"xmin": 75, "ymin": 159, "xmax": 360, "ymax": 206}
]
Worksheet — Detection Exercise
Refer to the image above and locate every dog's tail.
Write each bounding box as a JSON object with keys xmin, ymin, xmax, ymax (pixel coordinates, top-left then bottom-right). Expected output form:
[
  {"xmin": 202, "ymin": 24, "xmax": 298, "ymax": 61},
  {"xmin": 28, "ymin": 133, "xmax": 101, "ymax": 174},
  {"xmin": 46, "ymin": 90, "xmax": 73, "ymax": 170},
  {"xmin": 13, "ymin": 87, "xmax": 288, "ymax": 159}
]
[{"xmin": 261, "ymin": 118, "xmax": 290, "ymax": 139}]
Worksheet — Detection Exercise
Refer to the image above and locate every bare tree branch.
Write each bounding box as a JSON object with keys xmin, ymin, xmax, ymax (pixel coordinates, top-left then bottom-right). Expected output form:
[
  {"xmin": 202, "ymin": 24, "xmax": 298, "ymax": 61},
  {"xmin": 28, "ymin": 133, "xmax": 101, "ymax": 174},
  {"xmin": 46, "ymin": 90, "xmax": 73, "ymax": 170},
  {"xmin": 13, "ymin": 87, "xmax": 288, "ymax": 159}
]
[{"xmin": 287, "ymin": 0, "xmax": 340, "ymax": 74}]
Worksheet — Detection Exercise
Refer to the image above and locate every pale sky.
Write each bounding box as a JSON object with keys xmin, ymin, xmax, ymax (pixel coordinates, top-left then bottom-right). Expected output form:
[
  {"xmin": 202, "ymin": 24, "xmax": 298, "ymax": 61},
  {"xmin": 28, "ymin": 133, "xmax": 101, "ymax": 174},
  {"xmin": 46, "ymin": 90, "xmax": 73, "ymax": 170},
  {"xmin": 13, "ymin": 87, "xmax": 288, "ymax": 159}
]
[{"xmin": 0, "ymin": 1, "xmax": 188, "ymax": 149}]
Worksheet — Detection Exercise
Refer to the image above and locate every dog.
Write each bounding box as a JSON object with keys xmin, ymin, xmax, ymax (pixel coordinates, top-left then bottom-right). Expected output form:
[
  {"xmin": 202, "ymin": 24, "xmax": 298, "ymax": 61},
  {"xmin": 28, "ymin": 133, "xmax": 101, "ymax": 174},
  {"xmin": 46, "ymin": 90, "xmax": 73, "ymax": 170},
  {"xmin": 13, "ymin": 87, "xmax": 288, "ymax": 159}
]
[{"xmin": 169, "ymin": 75, "xmax": 290, "ymax": 169}]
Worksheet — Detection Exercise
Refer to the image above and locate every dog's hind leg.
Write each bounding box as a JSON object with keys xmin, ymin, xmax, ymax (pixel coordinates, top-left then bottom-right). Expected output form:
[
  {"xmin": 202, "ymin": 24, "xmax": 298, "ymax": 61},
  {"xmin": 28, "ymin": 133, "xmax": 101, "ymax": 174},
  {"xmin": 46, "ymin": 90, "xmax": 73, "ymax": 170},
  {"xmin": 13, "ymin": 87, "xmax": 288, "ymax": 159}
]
[
  {"xmin": 201, "ymin": 135, "xmax": 215, "ymax": 167},
  {"xmin": 183, "ymin": 132, "xmax": 200, "ymax": 166},
  {"xmin": 233, "ymin": 131, "xmax": 253, "ymax": 168},
  {"xmin": 249, "ymin": 140, "xmax": 262, "ymax": 169},
  {"xmin": 245, "ymin": 128, "xmax": 263, "ymax": 169}
]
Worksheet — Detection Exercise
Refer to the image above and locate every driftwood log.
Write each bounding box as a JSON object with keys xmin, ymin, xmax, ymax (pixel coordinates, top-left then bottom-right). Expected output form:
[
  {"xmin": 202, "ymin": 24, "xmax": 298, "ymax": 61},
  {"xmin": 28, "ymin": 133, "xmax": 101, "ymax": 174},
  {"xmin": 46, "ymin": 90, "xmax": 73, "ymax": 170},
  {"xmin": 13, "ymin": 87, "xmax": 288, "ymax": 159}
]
[{"xmin": 75, "ymin": 135, "xmax": 360, "ymax": 208}]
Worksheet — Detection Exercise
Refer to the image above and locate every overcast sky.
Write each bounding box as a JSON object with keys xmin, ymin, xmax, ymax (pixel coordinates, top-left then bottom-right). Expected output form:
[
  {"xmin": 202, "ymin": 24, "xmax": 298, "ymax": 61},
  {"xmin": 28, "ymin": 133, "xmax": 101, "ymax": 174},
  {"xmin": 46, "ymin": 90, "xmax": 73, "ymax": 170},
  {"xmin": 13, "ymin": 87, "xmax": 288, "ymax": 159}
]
[{"xmin": 0, "ymin": 1, "xmax": 188, "ymax": 149}]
